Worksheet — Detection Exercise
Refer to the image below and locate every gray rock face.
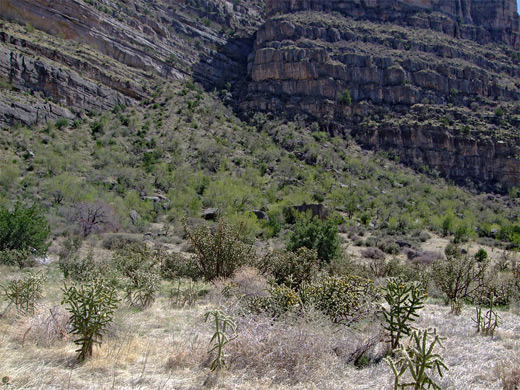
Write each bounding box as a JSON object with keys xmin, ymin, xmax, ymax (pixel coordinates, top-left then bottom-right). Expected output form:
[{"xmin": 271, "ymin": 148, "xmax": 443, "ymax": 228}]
[
  {"xmin": 266, "ymin": 0, "xmax": 520, "ymax": 47},
  {"xmin": 0, "ymin": 0, "xmax": 264, "ymax": 125},
  {"xmin": 244, "ymin": 5, "xmax": 520, "ymax": 190}
]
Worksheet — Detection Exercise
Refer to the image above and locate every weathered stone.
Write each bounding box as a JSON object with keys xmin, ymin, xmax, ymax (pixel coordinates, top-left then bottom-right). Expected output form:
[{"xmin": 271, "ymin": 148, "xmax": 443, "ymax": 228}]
[{"xmin": 202, "ymin": 207, "xmax": 219, "ymax": 221}]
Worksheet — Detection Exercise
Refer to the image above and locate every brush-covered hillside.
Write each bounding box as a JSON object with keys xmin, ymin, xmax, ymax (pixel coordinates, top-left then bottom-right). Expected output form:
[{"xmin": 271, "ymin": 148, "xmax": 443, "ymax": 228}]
[{"xmin": 1, "ymin": 1, "xmax": 520, "ymax": 389}]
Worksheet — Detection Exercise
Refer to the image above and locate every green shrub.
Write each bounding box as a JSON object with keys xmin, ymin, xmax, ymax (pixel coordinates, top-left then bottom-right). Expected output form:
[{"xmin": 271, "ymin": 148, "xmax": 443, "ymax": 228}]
[
  {"xmin": 0, "ymin": 202, "xmax": 50, "ymax": 259},
  {"xmin": 2, "ymin": 271, "xmax": 45, "ymax": 314},
  {"xmin": 184, "ymin": 219, "xmax": 253, "ymax": 281},
  {"xmin": 300, "ymin": 275, "xmax": 379, "ymax": 324},
  {"xmin": 287, "ymin": 214, "xmax": 340, "ymax": 263},
  {"xmin": 61, "ymin": 279, "xmax": 119, "ymax": 361},
  {"xmin": 0, "ymin": 249, "xmax": 37, "ymax": 268},
  {"xmin": 259, "ymin": 247, "xmax": 319, "ymax": 289},
  {"xmin": 339, "ymin": 89, "xmax": 352, "ymax": 106},
  {"xmin": 112, "ymin": 243, "xmax": 162, "ymax": 308},
  {"xmin": 160, "ymin": 252, "xmax": 200, "ymax": 280}
]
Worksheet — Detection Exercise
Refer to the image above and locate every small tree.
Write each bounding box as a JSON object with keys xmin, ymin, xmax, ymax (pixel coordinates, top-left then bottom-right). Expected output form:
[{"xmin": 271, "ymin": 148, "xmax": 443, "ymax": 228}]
[
  {"xmin": 70, "ymin": 201, "xmax": 119, "ymax": 236},
  {"xmin": 0, "ymin": 202, "xmax": 50, "ymax": 258},
  {"xmin": 432, "ymin": 244, "xmax": 488, "ymax": 313},
  {"xmin": 184, "ymin": 219, "xmax": 253, "ymax": 281},
  {"xmin": 287, "ymin": 213, "xmax": 340, "ymax": 263},
  {"xmin": 339, "ymin": 89, "xmax": 352, "ymax": 106}
]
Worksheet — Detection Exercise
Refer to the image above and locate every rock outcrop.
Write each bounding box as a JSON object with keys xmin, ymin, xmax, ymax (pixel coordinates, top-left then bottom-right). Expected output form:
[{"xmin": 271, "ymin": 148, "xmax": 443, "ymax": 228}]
[
  {"xmin": 244, "ymin": 2, "xmax": 520, "ymax": 189},
  {"xmin": 266, "ymin": 0, "xmax": 520, "ymax": 47},
  {"xmin": 0, "ymin": 0, "xmax": 264, "ymax": 126}
]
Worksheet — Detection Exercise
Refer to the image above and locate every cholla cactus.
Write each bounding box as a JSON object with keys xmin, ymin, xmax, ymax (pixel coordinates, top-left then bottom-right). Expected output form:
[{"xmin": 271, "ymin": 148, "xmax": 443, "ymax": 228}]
[
  {"xmin": 382, "ymin": 277, "xmax": 427, "ymax": 350},
  {"xmin": 2, "ymin": 271, "xmax": 45, "ymax": 314},
  {"xmin": 204, "ymin": 310, "xmax": 236, "ymax": 371},
  {"xmin": 61, "ymin": 279, "xmax": 119, "ymax": 361},
  {"xmin": 385, "ymin": 328, "xmax": 448, "ymax": 390}
]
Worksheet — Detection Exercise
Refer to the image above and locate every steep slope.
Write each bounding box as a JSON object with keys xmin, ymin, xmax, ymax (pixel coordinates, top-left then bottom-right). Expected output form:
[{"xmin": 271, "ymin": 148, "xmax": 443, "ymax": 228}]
[{"xmin": 0, "ymin": 0, "xmax": 263, "ymax": 127}]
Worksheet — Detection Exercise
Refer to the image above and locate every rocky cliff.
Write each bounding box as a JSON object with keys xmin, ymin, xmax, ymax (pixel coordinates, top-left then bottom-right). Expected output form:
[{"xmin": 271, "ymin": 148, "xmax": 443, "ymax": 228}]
[
  {"xmin": 0, "ymin": 0, "xmax": 263, "ymax": 127},
  {"xmin": 244, "ymin": 2, "xmax": 520, "ymax": 190}
]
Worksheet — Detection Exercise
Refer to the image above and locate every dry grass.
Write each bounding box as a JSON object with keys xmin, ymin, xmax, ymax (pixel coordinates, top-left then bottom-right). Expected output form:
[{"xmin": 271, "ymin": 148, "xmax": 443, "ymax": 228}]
[{"xmin": 1, "ymin": 256, "xmax": 520, "ymax": 389}]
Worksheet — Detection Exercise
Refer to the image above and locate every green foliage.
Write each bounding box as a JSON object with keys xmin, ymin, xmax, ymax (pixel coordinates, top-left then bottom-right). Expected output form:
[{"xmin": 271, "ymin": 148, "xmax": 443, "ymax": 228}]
[
  {"xmin": 113, "ymin": 243, "xmax": 161, "ymax": 308},
  {"xmin": 2, "ymin": 271, "xmax": 45, "ymax": 314},
  {"xmin": 160, "ymin": 252, "xmax": 200, "ymax": 280},
  {"xmin": 0, "ymin": 202, "xmax": 50, "ymax": 258},
  {"xmin": 339, "ymin": 89, "xmax": 352, "ymax": 106},
  {"xmin": 287, "ymin": 214, "xmax": 340, "ymax": 263},
  {"xmin": 260, "ymin": 247, "xmax": 319, "ymax": 289},
  {"xmin": 432, "ymin": 244, "xmax": 488, "ymax": 313},
  {"xmin": 385, "ymin": 328, "xmax": 448, "ymax": 390},
  {"xmin": 61, "ymin": 279, "xmax": 119, "ymax": 361},
  {"xmin": 184, "ymin": 219, "xmax": 253, "ymax": 281},
  {"xmin": 204, "ymin": 310, "xmax": 236, "ymax": 371},
  {"xmin": 54, "ymin": 118, "xmax": 69, "ymax": 130},
  {"xmin": 382, "ymin": 278, "xmax": 427, "ymax": 350},
  {"xmin": 0, "ymin": 249, "xmax": 36, "ymax": 268},
  {"xmin": 300, "ymin": 275, "xmax": 379, "ymax": 324}
]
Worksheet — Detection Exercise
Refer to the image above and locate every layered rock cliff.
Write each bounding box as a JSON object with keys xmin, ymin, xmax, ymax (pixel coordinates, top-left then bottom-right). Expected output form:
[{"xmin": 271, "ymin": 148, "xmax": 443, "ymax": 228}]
[
  {"xmin": 0, "ymin": 0, "xmax": 264, "ymax": 127},
  {"xmin": 244, "ymin": 2, "xmax": 520, "ymax": 190}
]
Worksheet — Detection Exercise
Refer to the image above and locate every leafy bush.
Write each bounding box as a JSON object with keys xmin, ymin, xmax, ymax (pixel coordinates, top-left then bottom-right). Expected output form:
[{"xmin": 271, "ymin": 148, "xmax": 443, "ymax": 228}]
[
  {"xmin": 259, "ymin": 247, "xmax": 319, "ymax": 289},
  {"xmin": 287, "ymin": 214, "xmax": 340, "ymax": 263},
  {"xmin": 184, "ymin": 219, "xmax": 253, "ymax": 281},
  {"xmin": 2, "ymin": 271, "xmax": 45, "ymax": 314},
  {"xmin": 0, "ymin": 249, "xmax": 37, "ymax": 268},
  {"xmin": 61, "ymin": 279, "xmax": 119, "ymax": 361},
  {"xmin": 160, "ymin": 252, "xmax": 200, "ymax": 280},
  {"xmin": 0, "ymin": 202, "xmax": 50, "ymax": 258}
]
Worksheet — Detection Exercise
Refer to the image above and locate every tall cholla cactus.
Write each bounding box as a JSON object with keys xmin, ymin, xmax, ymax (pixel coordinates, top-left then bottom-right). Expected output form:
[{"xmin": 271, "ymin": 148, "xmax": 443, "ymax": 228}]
[
  {"xmin": 61, "ymin": 279, "xmax": 119, "ymax": 361},
  {"xmin": 385, "ymin": 328, "xmax": 448, "ymax": 390},
  {"xmin": 382, "ymin": 277, "xmax": 427, "ymax": 350}
]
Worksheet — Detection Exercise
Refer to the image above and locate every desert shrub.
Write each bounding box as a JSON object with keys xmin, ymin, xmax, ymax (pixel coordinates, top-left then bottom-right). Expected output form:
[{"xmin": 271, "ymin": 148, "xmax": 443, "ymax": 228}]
[
  {"xmin": 160, "ymin": 252, "xmax": 200, "ymax": 280},
  {"xmin": 0, "ymin": 249, "xmax": 37, "ymax": 268},
  {"xmin": 2, "ymin": 271, "xmax": 45, "ymax": 314},
  {"xmin": 101, "ymin": 233, "xmax": 141, "ymax": 250},
  {"xmin": 170, "ymin": 279, "xmax": 208, "ymax": 307},
  {"xmin": 496, "ymin": 358, "xmax": 520, "ymax": 390},
  {"xmin": 58, "ymin": 251, "xmax": 108, "ymax": 282},
  {"xmin": 300, "ymin": 275, "xmax": 379, "ymax": 325},
  {"xmin": 19, "ymin": 305, "xmax": 70, "ymax": 347},
  {"xmin": 361, "ymin": 247, "xmax": 386, "ymax": 260},
  {"xmin": 382, "ymin": 278, "xmax": 427, "ymax": 350},
  {"xmin": 61, "ymin": 279, "xmax": 119, "ymax": 361},
  {"xmin": 184, "ymin": 219, "xmax": 253, "ymax": 281},
  {"xmin": 286, "ymin": 214, "xmax": 340, "ymax": 263},
  {"xmin": 259, "ymin": 247, "xmax": 319, "ymax": 289},
  {"xmin": 432, "ymin": 244, "xmax": 488, "ymax": 312},
  {"xmin": 112, "ymin": 243, "xmax": 162, "ymax": 308},
  {"xmin": 0, "ymin": 202, "xmax": 50, "ymax": 259},
  {"xmin": 69, "ymin": 200, "xmax": 119, "ymax": 236}
]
